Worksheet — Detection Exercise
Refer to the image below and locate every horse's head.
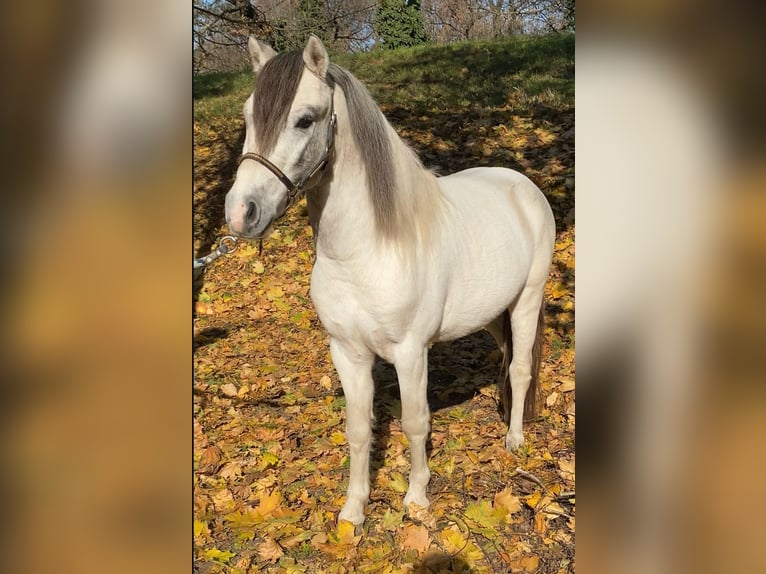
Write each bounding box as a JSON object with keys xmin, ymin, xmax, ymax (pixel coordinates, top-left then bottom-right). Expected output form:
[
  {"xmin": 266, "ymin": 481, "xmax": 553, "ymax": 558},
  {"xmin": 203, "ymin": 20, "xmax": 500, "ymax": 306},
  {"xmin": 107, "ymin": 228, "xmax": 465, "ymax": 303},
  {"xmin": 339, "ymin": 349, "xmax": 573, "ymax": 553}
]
[{"xmin": 225, "ymin": 35, "xmax": 336, "ymax": 239}]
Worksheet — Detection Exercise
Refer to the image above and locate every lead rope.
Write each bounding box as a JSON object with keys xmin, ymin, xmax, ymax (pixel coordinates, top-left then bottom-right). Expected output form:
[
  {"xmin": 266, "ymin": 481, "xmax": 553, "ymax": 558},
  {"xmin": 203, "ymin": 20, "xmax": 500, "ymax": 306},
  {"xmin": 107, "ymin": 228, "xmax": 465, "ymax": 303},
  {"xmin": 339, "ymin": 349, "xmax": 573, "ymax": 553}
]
[{"xmin": 193, "ymin": 235, "xmax": 239, "ymax": 280}]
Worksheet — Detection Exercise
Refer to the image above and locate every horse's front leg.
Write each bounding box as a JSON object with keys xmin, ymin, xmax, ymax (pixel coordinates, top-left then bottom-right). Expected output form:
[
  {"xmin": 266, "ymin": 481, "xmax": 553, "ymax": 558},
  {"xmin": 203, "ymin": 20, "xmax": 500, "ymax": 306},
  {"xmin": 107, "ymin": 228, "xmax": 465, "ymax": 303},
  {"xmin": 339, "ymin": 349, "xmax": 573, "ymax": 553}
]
[
  {"xmin": 393, "ymin": 342, "xmax": 431, "ymax": 510},
  {"xmin": 331, "ymin": 338, "xmax": 375, "ymax": 526}
]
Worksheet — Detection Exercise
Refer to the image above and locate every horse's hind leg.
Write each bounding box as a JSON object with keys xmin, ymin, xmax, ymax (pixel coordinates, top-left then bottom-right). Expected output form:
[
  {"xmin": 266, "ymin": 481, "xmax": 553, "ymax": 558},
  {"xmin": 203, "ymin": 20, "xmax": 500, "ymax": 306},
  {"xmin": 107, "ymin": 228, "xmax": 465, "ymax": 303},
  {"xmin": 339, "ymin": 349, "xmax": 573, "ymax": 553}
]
[
  {"xmin": 506, "ymin": 287, "xmax": 545, "ymax": 450},
  {"xmin": 392, "ymin": 341, "xmax": 431, "ymax": 511},
  {"xmin": 332, "ymin": 338, "xmax": 375, "ymax": 526}
]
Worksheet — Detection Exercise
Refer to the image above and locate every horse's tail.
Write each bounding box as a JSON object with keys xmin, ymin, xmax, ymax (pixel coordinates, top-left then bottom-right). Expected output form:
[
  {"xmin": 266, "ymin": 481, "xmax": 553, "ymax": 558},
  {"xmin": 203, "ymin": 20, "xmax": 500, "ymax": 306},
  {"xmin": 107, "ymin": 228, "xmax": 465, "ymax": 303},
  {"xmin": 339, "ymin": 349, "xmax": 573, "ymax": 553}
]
[{"xmin": 498, "ymin": 303, "xmax": 544, "ymax": 424}]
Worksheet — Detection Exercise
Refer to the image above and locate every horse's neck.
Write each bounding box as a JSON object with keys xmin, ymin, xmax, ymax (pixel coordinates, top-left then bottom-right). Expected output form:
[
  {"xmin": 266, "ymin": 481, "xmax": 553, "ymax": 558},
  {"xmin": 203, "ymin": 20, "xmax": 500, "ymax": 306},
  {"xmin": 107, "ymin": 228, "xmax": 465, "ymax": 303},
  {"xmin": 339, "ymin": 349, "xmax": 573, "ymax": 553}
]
[
  {"xmin": 307, "ymin": 149, "xmax": 379, "ymax": 260},
  {"xmin": 307, "ymin": 103, "xmax": 442, "ymax": 261}
]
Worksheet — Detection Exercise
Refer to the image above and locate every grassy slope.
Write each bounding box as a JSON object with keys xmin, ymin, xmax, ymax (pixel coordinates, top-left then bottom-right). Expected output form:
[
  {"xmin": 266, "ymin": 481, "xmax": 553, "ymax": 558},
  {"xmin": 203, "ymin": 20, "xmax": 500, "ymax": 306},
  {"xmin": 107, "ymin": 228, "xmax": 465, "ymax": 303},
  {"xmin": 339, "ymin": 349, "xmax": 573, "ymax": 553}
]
[{"xmin": 194, "ymin": 34, "xmax": 574, "ymax": 574}]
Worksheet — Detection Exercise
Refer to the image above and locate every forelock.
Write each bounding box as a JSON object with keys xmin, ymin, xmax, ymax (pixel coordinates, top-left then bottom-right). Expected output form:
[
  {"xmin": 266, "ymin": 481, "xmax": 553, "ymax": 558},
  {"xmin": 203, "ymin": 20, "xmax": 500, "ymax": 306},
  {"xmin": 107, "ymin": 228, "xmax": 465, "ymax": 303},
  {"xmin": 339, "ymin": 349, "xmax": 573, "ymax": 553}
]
[{"xmin": 251, "ymin": 51, "xmax": 306, "ymax": 155}]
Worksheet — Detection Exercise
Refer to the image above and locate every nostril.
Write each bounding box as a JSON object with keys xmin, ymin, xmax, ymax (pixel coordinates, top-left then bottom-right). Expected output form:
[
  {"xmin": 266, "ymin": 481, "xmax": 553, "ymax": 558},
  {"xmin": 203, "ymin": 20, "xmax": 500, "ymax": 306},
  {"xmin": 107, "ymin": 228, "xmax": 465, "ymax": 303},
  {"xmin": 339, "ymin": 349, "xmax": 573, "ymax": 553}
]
[{"xmin": 245, "ymin": 201, "xmax": 257, "ymax": 223}]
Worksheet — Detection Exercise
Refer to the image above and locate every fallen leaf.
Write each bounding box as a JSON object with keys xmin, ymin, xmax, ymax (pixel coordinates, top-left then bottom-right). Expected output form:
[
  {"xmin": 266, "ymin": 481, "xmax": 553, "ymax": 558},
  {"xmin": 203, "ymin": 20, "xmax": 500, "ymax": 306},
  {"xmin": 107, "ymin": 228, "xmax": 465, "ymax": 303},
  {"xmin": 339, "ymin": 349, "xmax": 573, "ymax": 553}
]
[
  {"xmin": 266, "ymin": 286, "xmax": 284, "ymax": 301},
  {"xmin": 194, "ymin": 519, "xmax": 209, "ymax": 539},
  {"xmin": 220, "ymin": 383, "xmax": 238, "ymax": 397},
  {"xmin": 335, "ymin": 519, "xmax": 362, "ymax": 546},
  {"xmin": 558, "ymin": 378, "xmax": 575, "ymax": 392},
  {"xmin": 211, "ymin": 488, "xmax": 236, "ymax": 513},
  {"xmin": 558, "ymin": 458, "xmax": 575, "ymax": 479},
  {"xmin": 203, "ymin": 548, "xmax": 235, "ymax": 563},
  {"xmin": 256, "ymin": 489, "xmax": 282, "ymax": 518},
  {"xmin": 494, "ymin": 488, "xmax": 522, "ymax": 515},
  {"xmin": 195, "ymin": 301, "xmax": 214, "ymax": 315},
  {"xmin": 381, "ymin": 508, "xmax": 404, "ymax": 530},
  {"xmin": 439, "ymin": 525, "xmax": 467, "ymax": 554},
  {"xmin": 219, "ymin": 461, "xmax": 242, "ymax": 480},
  {"xmin": 465, "ymin": 499, "xmax": 503, "ymax": 529},
  {"xmin": 401, "ymin": 524, "xmax": 431, "ymax": 553},
  {"xmin": 257, "ymin": 537, "xmax": 284, "ymax": 563},
  {"xmin": 509, "ymin": 554, "xmax": 540, "ymax": 573},
  {"xmin": 388, "ymin": 471, "xmax": 408, "ymax": 493},
  {"xmin": 407, "ymin": 502, "xmax": 436, "ymax": 529},
  {"xmin": 310, "ymin": 532, "xmax": 328, "ymax": 548},
  {"xmin": 541, "ymin": 500, "xmax": 567, "ymax": 517},
  {"xmin": 198, "ymin": 445, "xmax": 222, "ymax": 474}
]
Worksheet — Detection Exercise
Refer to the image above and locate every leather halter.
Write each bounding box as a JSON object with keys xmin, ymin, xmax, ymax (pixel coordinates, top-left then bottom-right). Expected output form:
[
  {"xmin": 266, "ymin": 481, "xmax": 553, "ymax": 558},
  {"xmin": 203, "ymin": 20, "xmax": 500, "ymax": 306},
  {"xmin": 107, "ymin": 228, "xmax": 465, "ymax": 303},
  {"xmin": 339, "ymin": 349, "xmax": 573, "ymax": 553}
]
[{"xmin": 237, "ymin": 90, "xmax": 337, "ymax": 209}]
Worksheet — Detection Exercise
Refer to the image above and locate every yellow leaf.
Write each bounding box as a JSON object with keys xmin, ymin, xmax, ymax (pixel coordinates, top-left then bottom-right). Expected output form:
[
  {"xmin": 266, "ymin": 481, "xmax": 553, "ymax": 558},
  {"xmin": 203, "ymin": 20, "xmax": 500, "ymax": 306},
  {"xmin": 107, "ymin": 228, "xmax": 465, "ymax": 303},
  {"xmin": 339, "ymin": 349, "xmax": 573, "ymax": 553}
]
[
  {"xmin": 252, "ymin": 261, "xmax": 265, "ymax": 274},
  {"xmin": 257, "ymin": 489, "xmax": 282, "ymax": 518},
  {"xmin": 203, "ymin": 548, "xmax": 235, "ymax": 563},
  {"xmin": 194, "ymin": 519, "xmax": 209, "ymax": 538},
  {"xmin": 381, "ymin": 508, "xmax": 405, "ymax": 530},
  {"xmin": 442, "ymin": 457, "xmax": 455, "ymax": 478},
  {"xmin": 257, "ymin": 537, "xmax": 284, "ymax": 563},
  {"xmin": 195, "ymin": 301, "xmax": 214, "ymax": 315},
  {"xmin": 257, "ymin": 452, "xmax": 280, "ymax": 470},
  {"xmin": 266, "ymin": 286, "xmax": 284, "ymax": 301},
  {"xmin": 465, "ymin": 499, "xmax": 503, "ymax": 529},
  {"xmin": 335, "ymin": 519, "xmax": 361, "ymax": 546},
  {"xmin": 320, "ymin": 375, "xmax": 332, "ymax": 389},
  {"xmin": 524, "ymin": 491, "xmax": 542, "ymax": 509},
  {"xmin": 440, "ymin": 525, "xmax": 467, "ymax": 554},
  {"xmin": 388, "ymin": 471, "xmax": 408, "ymax": 493},
  {"xmin": 546, "ymin": 391, "xmax": 559, "ymax": 407},
  {"xmin": 330, "ymin": 431, "xmax": 346, "ymax": 446},
  {"xmin": 551, "ymin": 283, "xmax": 568, "ymax": 299},
  {"xmin": 236, "ymin": 244, "xmax": 260, "ymax": 258}
]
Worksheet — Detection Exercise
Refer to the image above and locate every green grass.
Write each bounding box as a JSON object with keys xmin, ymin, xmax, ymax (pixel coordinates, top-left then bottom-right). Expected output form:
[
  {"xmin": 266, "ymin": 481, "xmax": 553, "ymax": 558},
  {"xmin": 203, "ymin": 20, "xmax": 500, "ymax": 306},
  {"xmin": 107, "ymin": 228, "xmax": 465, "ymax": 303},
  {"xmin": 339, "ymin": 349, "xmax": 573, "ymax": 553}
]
[{"xmin": 193, "ymin": 34, "xmax": 574, "ymax": 124}]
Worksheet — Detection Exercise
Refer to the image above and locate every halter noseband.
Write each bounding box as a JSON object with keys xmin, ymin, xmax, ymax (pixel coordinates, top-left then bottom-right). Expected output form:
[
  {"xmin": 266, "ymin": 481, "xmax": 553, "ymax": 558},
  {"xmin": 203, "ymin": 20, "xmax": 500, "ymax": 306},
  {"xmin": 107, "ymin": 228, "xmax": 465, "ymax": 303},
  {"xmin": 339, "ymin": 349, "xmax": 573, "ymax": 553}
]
[{"xmin": 237, "ymin": 90, "xmax": 337, "ymax": 209}]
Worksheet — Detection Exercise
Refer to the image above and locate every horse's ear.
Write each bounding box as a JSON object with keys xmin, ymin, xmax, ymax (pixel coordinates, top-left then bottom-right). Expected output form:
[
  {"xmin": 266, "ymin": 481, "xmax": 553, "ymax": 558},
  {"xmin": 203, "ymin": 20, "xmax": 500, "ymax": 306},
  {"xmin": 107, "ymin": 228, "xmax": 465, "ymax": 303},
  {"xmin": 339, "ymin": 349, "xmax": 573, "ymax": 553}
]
[
  {"xmin": 303, "ymin": 34, "xmax": 329, "ymax": 78},
  {"xmin": 248, "ymin": 36, "xmax": 276, "ymax": 73}
]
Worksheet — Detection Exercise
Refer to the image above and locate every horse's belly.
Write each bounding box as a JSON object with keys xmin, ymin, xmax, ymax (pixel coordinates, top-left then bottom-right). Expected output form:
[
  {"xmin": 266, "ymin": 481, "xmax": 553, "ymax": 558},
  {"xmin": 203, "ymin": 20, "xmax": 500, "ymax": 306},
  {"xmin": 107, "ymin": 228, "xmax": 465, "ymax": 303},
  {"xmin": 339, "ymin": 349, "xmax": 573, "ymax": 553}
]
[{"xmin": 436, "ymin": 258, "xmax": 528, "ymax": 341}]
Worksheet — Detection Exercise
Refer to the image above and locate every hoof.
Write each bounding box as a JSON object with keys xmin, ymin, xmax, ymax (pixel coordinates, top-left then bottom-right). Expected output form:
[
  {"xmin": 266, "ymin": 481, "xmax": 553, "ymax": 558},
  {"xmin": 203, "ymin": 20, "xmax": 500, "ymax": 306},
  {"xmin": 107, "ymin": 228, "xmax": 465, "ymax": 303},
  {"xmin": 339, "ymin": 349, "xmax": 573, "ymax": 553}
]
[
  {"xmin": 505, "ymin": 431, "xmax": 525, "ymax": 451},
  {"xmin": 338, "ymin": 502, "xmax": 366, "ymax": 527},
  {"xmin": 403, "ymin": 490, "xmax": 430, "ymax": 511}
]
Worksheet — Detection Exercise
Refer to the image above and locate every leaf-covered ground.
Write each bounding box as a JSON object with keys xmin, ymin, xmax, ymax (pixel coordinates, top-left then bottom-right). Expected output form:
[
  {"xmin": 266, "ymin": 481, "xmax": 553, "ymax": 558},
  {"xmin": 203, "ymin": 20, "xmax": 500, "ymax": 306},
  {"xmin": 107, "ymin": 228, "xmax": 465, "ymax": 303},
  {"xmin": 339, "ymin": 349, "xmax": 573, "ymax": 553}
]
[{"xmin": 194, "ymin": 35, "xmax": 574, "ymax": 573}]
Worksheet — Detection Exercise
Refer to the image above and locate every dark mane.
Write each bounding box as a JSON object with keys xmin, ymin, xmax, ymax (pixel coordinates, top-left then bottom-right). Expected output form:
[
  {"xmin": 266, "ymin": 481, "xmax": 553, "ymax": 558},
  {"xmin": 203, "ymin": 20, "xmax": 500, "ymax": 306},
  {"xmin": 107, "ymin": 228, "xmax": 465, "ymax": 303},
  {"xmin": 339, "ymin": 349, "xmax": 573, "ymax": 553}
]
[
  {"xmin": 326, "ymin": 64, "xmax": 398, "ymax": 237},
  {"xmin": 252, "ymin": 51, "xmax": 305, "ymax": 155}
]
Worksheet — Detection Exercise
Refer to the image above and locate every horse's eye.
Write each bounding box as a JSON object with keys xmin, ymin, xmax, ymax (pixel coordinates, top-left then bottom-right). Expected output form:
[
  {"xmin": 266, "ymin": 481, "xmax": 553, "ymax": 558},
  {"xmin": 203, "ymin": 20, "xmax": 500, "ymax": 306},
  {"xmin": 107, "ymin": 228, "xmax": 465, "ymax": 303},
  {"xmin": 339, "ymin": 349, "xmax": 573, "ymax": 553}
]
[{"xmin": 295, "ymin": 116, "xmax": 314, "ymax": 129}]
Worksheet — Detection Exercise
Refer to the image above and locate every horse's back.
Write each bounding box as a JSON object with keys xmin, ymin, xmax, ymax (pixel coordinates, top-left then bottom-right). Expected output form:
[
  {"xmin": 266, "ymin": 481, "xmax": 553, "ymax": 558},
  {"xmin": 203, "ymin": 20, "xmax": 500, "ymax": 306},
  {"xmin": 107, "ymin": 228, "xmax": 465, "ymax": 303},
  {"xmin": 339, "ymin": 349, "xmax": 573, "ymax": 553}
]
[{"xmin": 440, "ymin": 166, "xmax": 551, "ymax": 222}]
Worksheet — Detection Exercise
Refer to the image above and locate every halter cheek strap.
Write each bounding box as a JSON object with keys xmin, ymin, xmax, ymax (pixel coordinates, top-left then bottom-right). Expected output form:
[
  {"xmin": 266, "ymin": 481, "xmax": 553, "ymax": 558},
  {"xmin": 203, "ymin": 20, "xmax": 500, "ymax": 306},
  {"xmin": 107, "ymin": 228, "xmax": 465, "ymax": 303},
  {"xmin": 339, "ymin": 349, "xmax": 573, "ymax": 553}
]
[{"xmin": 237, "ymin": 90, "xmax": 337, "ymax": 209}]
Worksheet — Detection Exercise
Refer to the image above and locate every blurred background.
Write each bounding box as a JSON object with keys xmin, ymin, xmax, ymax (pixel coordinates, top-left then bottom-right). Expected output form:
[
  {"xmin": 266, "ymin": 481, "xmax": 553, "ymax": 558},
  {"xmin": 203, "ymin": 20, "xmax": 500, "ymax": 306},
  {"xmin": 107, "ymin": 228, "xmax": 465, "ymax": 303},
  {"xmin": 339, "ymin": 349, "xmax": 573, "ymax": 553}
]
[{"xmin": 0, "ymin": 0, "xmax": 764, "ymax": 572}]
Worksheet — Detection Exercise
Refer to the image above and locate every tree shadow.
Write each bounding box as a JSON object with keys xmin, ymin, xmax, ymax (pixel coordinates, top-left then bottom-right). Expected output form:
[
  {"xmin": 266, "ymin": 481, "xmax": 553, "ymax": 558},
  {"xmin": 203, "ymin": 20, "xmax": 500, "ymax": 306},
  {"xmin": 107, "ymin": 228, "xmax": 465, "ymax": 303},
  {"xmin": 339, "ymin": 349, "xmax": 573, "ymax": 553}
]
[
  {"xmin": 368, "ymin": 330, "xmax": 500, "ymax": 490},
  {"xmin": 192, "ymin": 124, "xmax": 245, "ymax": 314},
  {"xmin": 415, "ymin": 550, "xmax": 473, "ymax": 573},
  {"xmin": 193, "ymin": 327, "xmax": 230, "ymax": 350}
]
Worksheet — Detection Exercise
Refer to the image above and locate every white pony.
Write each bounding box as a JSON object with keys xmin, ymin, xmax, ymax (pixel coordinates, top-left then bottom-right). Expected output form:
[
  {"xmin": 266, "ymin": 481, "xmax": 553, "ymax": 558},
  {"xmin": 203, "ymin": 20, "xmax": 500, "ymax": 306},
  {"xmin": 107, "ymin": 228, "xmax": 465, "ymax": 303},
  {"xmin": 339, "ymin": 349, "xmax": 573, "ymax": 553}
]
[{"xmin": 225, "ymin": 35, "xmax": 555, "ymax": 525}]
